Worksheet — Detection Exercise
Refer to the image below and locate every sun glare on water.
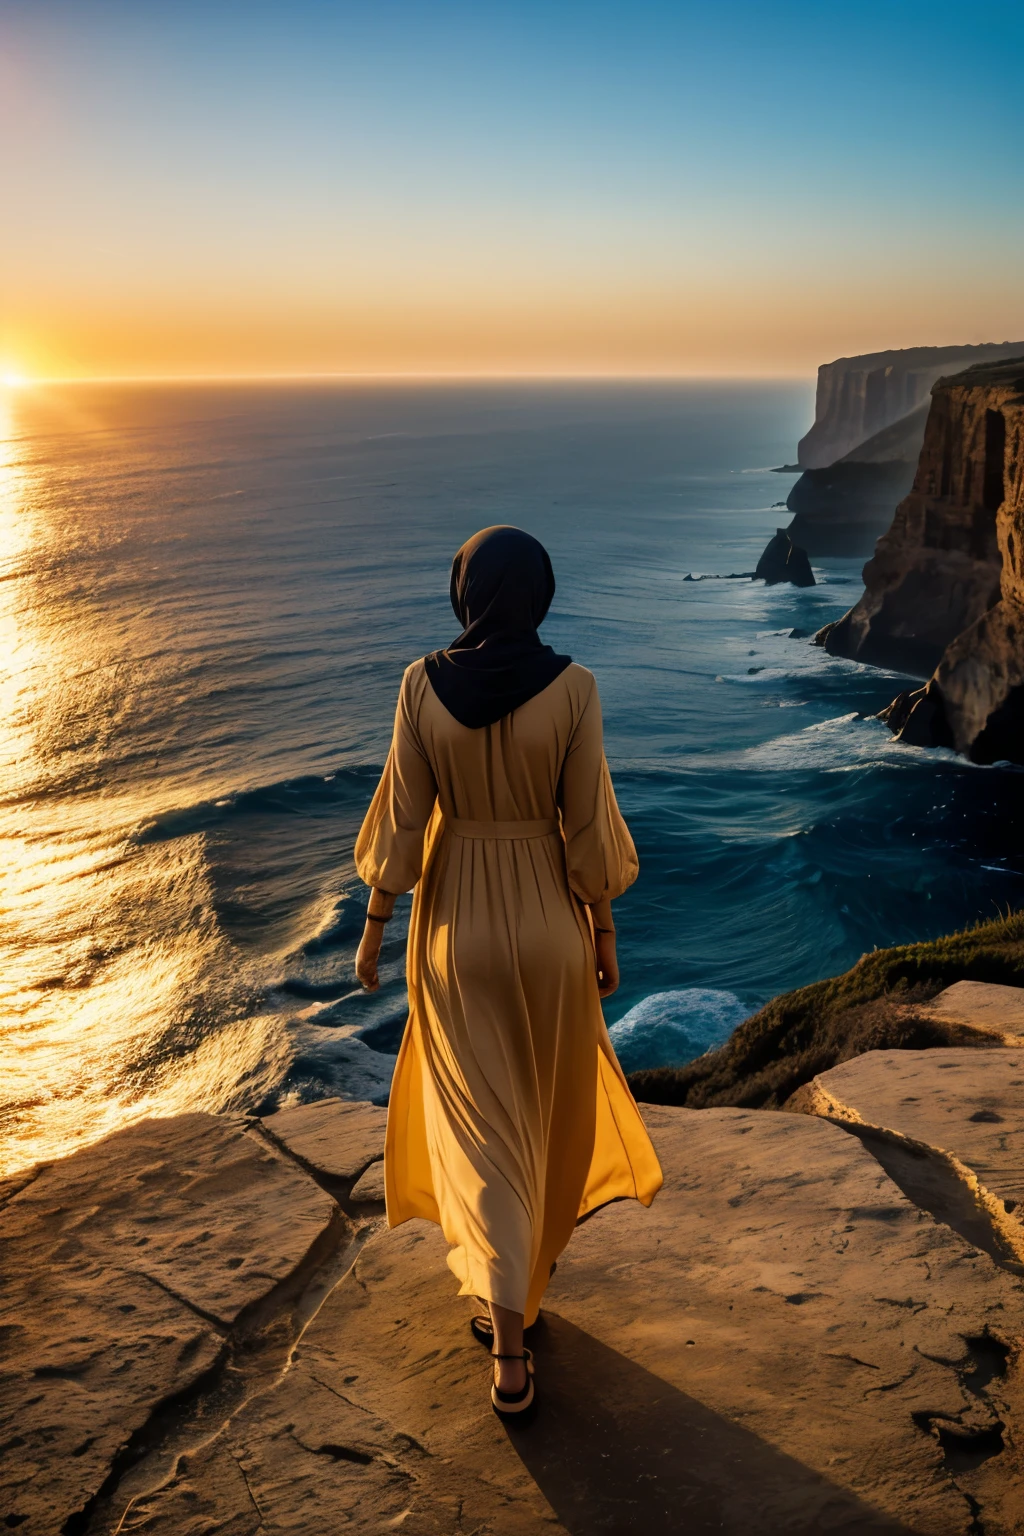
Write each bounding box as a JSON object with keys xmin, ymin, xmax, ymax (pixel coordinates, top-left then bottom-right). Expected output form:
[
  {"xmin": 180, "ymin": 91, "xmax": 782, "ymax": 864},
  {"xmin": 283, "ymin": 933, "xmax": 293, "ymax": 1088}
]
[{"xmin": 0, "ymin": 382, "xmax": 285, "ymax": 1175}]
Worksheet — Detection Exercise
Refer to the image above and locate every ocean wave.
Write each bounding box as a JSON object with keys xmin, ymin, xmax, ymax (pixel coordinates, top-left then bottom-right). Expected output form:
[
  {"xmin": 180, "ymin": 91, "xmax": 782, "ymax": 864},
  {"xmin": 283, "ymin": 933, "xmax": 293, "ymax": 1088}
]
[
  {"xmin": 736, "ymin": 713, "xmax": 1010, "ymax": 775},
  {"xmin": 717, "ymin": 666, "xmax": 811, "ymax": 684},
  {"xmin": 608, "ymin": 988, "xmax": 751, "ymax": 1074},
  {"xmin": 282, "ymin": 987, "xmax": 750, "ymax": 1105},
  {"xmin": 270, "ymin": 1028, "xmax": 397, "ymax": 1110},
  {"xmin": 610, "ymin": 713, "xmax": 987, "ymax": 778},
  {"xmin": 130, "ymin": 766, "xmax": 381, "ymax": 845},
  {"xmin": 274, "ymin": 975, "xmax": 357, "ymax": 1001},
  {"xmin": 298, "ymin": 894, "xmax": 369, "ymax": 956},
  {"xmin": 738, "ymin": 630, "xmax": 912, "ymax": 682}
]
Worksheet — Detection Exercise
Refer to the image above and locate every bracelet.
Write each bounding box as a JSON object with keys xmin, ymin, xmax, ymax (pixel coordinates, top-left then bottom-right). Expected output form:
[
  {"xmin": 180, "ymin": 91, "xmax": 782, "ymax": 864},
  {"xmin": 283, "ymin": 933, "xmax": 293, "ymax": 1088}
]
[
  {"xmin": 365, "ymin": 911, "xmax": 392, "ymax": 925},
  {"xmin": 593, "ymin": 926, "xmax": 615, "ymax": 935}
]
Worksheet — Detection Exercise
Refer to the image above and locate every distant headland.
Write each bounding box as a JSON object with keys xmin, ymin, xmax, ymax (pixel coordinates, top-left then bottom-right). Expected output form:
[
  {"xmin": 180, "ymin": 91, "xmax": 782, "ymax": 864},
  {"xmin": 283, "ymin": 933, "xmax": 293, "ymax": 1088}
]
[
  {"xmin": 782, "ymin": 342, "xmax": 1024, "ymax": 557},
  {"xmin": 818, "ymin": 354, "xmax": 1024, "ymax": 764}
]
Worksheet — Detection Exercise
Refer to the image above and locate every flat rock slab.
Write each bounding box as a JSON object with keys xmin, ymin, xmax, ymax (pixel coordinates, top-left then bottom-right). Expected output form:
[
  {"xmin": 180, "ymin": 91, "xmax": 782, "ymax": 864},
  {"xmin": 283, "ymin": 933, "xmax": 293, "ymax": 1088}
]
[
  {"xmin": 108, "ymin": 1107, "xmax": 1024, "ymax": 1536},
  {"xmin": 923, "ymin": 981, "xmax": 1024, "ymax": 1044},
  {"xmin": 261, "ymin": 1096, "xmax": 387, "ymax": 1182},
  {"xmin": 349, "ymin": 1157, "xmax": 386, "ymax": 1202},
  {"xmin": 806, "ymin": 1046, "xmax": 1024, "ymax": 1221},
  {"xmin": 0, "ymin": 1112, "xmax": 338, "ymax": 1536}
]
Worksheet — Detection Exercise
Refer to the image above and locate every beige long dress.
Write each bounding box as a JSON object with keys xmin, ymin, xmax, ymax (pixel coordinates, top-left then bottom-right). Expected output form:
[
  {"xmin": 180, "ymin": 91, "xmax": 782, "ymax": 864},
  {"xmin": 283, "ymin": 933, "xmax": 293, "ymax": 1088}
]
[{"xmin": 355, "ymin": 659, "xmax": 662, "ymax": 1325}]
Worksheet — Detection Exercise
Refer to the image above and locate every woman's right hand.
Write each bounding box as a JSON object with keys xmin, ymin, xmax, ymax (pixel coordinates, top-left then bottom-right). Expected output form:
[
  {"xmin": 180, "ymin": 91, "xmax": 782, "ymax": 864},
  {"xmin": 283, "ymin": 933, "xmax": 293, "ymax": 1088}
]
[
  {"xmin": 356, "ymin": 923, "xmax": 383, "ymax": 991},
  {"xmin": 594, "ymin": 929, "xmax": 619, "ymax": 998}
]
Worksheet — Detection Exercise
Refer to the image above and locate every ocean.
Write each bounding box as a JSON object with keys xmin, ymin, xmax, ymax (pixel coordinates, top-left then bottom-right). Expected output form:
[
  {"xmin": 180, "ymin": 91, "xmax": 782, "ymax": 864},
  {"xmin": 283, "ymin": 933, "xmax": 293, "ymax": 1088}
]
[{"xmin": 3, "ymin": 379, "xmax": 1022, "ymax": 1175}]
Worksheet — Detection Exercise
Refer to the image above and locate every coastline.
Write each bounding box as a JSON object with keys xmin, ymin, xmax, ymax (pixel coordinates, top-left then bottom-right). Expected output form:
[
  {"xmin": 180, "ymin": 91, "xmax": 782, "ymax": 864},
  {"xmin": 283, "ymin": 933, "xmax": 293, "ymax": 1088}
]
[{"xmin": 628, "ymin": 909, "xmax": 1024, "ymax": 1110}]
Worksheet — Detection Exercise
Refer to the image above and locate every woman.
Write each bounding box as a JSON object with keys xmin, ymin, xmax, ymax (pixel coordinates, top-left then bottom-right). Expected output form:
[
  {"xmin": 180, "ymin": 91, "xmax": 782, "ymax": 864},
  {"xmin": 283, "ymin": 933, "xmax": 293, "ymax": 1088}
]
[{"xmin": 354, "ymin": 525, "xmax": 662, "ymax": 1417}]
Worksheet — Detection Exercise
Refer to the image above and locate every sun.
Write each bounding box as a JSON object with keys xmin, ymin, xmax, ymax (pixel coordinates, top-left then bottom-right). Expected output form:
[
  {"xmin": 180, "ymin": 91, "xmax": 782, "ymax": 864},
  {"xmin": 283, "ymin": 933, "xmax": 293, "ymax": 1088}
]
[{"xmin": 1, "ymin": 370, "xmax": 28, "ymax": 389}]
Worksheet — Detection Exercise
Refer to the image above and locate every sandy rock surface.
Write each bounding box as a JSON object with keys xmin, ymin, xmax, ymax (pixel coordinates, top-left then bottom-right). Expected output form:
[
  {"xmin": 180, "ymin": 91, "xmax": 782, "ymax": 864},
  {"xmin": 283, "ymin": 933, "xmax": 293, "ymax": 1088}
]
[
  {"xmin": 349, "ymin": 1157, "xmax": 386, "ymax": 1202},
  {"xmin": 0, "ymin": 1112, "xmax": 341, "ymax": 1535},
  {"xmin": 803, "ymin": 1047, "xmax": 1024, "ymax": 1260},
  {"xmin": 922, "ymin": 981, "xmax": 1024, "ymax": 1045},
  {"xmin": 86, "ymin": 1106, "xmax": 1024, "ymax": 1536},
  {"xmin": 261, "ymin": 1096, "xmax": 387, "ymax": 1183}
]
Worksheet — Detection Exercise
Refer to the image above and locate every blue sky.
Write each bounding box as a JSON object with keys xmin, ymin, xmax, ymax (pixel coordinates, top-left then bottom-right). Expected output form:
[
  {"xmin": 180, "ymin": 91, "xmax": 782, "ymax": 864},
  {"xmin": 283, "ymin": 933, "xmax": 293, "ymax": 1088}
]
[{"xmin": 1, "ymin": 0, "xmax": 1022, "ymax": 376}]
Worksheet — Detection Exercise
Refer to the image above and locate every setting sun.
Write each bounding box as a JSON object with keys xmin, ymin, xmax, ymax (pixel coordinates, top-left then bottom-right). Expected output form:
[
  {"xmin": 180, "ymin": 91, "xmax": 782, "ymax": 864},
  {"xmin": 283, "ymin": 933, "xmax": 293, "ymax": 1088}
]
[{"xmin": 0, "ymin": 372, "xmax": 27, "ymax": 390}]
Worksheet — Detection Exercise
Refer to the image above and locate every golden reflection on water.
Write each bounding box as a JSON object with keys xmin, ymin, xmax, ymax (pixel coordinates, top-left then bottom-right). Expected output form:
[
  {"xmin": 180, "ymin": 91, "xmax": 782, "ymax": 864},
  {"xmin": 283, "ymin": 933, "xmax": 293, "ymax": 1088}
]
[{"xmin": 0, "ymin": 390, "xmax": 286, "ymax": 1175}]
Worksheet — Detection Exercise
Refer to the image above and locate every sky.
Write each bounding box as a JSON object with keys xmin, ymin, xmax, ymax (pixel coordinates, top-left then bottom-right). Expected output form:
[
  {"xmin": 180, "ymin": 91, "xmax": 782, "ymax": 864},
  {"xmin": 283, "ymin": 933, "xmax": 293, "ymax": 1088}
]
[{"xmin": 1, "ymin": 0, "xmax": 1022, "ymax": 380}]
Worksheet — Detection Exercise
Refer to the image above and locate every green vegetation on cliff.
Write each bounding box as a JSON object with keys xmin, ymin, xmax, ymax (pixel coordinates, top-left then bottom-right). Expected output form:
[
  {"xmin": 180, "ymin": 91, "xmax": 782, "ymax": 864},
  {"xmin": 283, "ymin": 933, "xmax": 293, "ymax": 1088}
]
[{"xmin": 627, "ymin": 910, "xmax": 1024, "ymax": 1110}]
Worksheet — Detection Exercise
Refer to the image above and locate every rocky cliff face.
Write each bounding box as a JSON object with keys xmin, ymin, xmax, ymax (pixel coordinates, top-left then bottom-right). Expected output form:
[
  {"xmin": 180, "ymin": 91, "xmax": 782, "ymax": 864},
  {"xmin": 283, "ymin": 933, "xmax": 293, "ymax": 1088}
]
[
  {"xmin": 797, "ymin": 342, "xmax": 1024, "ymax": 469},
  {"xmin": 821, "ymin": 357, "xmax": 1024, "ymax": 762},
  {"xmin": 753, "ymin": 528, "xmax": 814, "ymax": 586},
  {"xmin": 786, "ymin": 402, "xmax": 929, "ymax": 556},
  {"xmin": 787, "ymin": 343, "xmax": 1024, "ymax": 556}
]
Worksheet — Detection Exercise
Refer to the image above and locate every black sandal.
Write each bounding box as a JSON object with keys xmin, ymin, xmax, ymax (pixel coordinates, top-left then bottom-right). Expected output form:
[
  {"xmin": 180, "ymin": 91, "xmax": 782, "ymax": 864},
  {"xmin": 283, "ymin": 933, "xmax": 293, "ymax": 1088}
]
[
  {"xmin": 469, "ymin": 1264, "xmax": 557, "ymax": 1348},
  {"xmin": 490, "ymin": 1350, "xmax": 535, "ymax": 1416},
  {"xmin": 470, "ymin": 1313, "xmax": 496, "ymax": 1347}
]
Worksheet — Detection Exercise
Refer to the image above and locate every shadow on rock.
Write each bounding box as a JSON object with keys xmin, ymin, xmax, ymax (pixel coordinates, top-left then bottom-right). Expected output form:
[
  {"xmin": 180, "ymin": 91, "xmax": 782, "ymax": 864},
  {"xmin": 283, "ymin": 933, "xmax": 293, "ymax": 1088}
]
[{"xmin": 506, "ymin": 1314, "xmax": 917, "ymax": 1535}]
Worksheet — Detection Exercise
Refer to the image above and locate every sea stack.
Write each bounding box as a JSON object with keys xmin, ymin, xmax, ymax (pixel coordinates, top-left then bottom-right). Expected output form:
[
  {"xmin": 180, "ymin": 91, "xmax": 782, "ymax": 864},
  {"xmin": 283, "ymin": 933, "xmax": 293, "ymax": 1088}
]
[
  {"xmin": 820, "ymin": 356, "xmax": 1024, "ymax": 763},
  {"xmin": 753, "ymin": 529, "xmax": 815, "ymax": 587}
]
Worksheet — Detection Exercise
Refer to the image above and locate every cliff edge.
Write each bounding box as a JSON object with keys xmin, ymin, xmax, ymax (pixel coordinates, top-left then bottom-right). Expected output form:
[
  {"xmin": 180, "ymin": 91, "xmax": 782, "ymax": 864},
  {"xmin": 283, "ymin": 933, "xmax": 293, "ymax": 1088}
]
[
  {"xmin": 797, "ymin": 342, "xmax": 1024, "ymax": 469},
  {"xmin": 628, "ymin": 909, "xmax": 1024, "ymax": 1112},
  {"xmin": 5, "ymin": 1083, "xmax": 1024, "ymax": 1534},
  {"xmin": 819, "ymin": 356, "xmax": 1024, "ymax": 761},
  {"xmin": 786, "ymin": 342, "xmax": 1024, "ymax": 556}
]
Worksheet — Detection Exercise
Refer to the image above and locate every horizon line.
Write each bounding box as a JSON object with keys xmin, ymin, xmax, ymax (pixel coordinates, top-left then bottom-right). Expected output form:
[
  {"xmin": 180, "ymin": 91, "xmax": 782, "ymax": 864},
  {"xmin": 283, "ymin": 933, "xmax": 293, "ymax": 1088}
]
[{"xmin": 5, "ymin": 368, "xmax": 817, "ymax": 388}]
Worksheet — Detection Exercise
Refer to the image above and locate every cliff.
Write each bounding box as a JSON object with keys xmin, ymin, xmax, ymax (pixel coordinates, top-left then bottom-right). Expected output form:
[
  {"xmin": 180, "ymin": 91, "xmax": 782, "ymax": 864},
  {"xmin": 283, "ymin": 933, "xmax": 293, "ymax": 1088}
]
[
  {"xmin": 797, "ymin": 341, "xmax": 1024, "ymax": 469},
  {"xmin": 785, "ymin": 402, "xmax": 928, "ymax": 556},
  {"xmin": 5, "ymin": 1063, "xmax": 1024, "ymax": 1533},
  {"xmin": 820, "ymin": 357, "xmax": 1024, "ymax": 760}
]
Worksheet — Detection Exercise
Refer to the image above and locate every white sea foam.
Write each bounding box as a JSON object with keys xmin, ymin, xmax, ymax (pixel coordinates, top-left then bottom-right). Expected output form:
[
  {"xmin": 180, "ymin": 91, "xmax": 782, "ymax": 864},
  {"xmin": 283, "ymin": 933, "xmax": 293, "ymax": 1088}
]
[
  {"xmin": 737, "ymin": 712, "xmax": 996, "ymax": 774},
  {"xmin": 724, "ymin": 628, "xmax": 910, "ymax": 685},
  {"xmin": 290, "ymin": 1027, "xmax": 397, "ymax": 1104},
  {"xmin": 608, "ymin": 988, "xmax": 750, "ymax": 1074}
]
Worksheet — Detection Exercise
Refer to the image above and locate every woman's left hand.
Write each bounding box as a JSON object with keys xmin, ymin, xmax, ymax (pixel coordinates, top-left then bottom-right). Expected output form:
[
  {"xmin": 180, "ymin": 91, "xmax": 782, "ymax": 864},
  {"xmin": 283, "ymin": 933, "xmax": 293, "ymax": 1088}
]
[{"xmin": 594, "ymin": 929, "xmax": 619, "ymax": 998}]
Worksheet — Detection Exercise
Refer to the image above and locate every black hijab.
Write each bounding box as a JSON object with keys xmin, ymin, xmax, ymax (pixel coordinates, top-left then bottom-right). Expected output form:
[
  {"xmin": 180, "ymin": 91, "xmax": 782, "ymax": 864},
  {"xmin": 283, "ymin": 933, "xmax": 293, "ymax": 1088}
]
[{"xmin": 424, "ymin": 526, "xmax": 572, "ymax": 729}]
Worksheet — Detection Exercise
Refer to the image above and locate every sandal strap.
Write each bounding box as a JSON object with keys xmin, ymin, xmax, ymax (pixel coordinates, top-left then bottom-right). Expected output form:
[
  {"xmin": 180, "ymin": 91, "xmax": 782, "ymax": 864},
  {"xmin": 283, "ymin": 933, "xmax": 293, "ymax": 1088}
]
[{"xmin": 491, "ymin": 1351, "xmax": 527, "ymax": 1360}]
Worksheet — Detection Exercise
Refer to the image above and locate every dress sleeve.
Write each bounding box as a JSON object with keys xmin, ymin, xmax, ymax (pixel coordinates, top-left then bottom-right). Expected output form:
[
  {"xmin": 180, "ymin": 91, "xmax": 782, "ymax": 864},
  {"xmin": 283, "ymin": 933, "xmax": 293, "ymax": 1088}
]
[
  {"xmin": 355, "ymin": 667, "xmax": 439, "ymax": 894},
  {"xmin": 558, "ymin": 675, "xmax": 638, "ymax": 905}
]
